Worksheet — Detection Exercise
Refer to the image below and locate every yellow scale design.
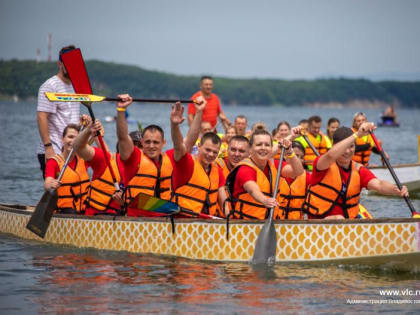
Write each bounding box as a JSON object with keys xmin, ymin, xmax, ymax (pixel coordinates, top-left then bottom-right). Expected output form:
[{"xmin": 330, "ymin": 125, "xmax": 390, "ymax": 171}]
[{"xmin": 0, "ymin": 208, "xmax": 419, "ymax": 263}]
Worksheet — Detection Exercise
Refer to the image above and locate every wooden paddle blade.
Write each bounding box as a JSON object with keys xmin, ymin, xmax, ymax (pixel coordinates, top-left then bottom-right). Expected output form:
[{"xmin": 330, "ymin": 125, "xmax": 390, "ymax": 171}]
[
  {"xmin": 26, "ymin": 189, "xmax": 58, "ymax": 238},
  {"xmin": 251, "ymin": 218, "xmax": 277, "ymax": 265},
  {"xmin": 45, "ymin": 92, "xmax": 107, "ymax": 103},
  {"xmin": 129, "ymin": 193, "xmax": 180, "ymax": 215}
]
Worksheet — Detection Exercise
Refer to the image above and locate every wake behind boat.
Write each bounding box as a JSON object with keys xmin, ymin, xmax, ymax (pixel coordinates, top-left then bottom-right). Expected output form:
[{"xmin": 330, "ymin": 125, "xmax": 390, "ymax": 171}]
[{"xmin": 1, "ymin": 204, "xmax": 420, "ymax": 271}]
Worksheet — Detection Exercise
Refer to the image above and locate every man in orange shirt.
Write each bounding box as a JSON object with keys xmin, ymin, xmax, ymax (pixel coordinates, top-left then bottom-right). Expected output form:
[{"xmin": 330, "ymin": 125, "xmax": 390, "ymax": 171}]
[{"xmin": 188, "ymin": 76, "xmax": 231, "ymax": 130}]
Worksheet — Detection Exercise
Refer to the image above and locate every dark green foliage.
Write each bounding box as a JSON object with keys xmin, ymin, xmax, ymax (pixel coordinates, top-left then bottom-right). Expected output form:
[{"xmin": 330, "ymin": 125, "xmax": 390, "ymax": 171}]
[{"xmin": 0, "ymin": 59, "xmax": 419, "ymax": 107}]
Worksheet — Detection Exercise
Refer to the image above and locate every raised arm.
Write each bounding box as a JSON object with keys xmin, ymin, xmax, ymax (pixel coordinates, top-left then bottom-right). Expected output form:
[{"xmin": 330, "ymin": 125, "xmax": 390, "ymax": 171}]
[
  {"xmin": 73, "ymin": 119, "xmax": 103, "ymax": 162},
  {"xmin": 279, "ymin": 137, "xmax": 304, "ymax": 178},
  {"xmin": 317, "ymin": 122, "xmax": 375, "ymax": 171},
  {"xmin": 170, "ymin": 102, "xmax": 186, "ymax": 162},
  {"xmin": 115, "ymin": 94, "xmax": 134, "ymax": 161},
  {"xmin": 184, "ymin": 96, "xmax": 206, "ymax": 153}
]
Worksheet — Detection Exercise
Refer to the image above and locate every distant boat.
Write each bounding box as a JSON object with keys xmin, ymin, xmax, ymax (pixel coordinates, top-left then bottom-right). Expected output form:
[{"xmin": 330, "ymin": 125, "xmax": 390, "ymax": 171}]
[
  {"xmin": 104, "ymin": 116, "xmax": 138, "ymax": 124},
  {"xmin": 377, "ymin": 115, "xmax": 399, "ymax": 127}
]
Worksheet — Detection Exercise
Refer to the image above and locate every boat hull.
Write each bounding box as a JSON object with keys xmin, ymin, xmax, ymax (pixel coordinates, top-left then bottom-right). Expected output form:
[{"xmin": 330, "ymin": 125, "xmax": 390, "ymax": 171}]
[{"xmin": 1, "ymin": 205, "xmax": 420, "ymax": 270}]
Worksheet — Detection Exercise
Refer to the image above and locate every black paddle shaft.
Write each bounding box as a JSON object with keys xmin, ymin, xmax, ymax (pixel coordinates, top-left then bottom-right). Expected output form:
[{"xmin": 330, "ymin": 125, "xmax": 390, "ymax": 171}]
[
  {"xmin": 302, "ymin": 134, "xmax": 320, "ymax": 157},
  {"xmin": 370, "ymin": 132, "xmax": 417, "ymax": 215},
  {"xmin": 105, "ymin": 97, "xmax": 192, "ymax": 104}
]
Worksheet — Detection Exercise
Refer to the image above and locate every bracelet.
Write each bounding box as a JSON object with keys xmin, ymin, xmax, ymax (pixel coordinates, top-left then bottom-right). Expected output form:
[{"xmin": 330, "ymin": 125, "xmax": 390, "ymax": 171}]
[
  {"xmin": 116, "ymin": 107, "xmax": 126, "ymax": 112},
  {"xmin": 286, "ymin": 151, "xmax": 295, "ymax": 159},
  {"xmin": 44, "ymin": 143, "xmax": 52, "ymax": 147},
  {"xmin": 352, "ymin": 133, "xmax": 358, "ymax": 140}
]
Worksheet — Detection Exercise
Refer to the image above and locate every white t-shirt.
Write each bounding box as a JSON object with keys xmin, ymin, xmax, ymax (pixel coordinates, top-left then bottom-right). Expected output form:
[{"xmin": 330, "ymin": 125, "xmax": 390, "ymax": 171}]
[{"xmin": 37, "ymin": 75, "xmax": 80, "ymax": 154}]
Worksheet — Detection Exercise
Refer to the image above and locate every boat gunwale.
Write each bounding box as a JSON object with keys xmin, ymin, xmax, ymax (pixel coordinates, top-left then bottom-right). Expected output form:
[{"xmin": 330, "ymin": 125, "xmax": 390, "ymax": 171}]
[{"xmin": 1, "ymin": 204, "xmax": 420, "ymax": 225}]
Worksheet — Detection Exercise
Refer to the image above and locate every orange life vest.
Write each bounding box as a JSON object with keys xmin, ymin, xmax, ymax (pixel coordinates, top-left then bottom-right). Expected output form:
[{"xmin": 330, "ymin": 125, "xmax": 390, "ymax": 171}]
[
  {"xmin": 172, "ymin": 157, "xmax": 220, "ymax": 217},
  {"xmin": 216, "ymin": 157, "xmax": 230, "ymax": 179},
  {"xmin": 351, "ymin": 128, "xmax": 373, "ymax": 166},
  {"xmin": 53, "ymin": 154, "xmax": 90, "ymax": 213},
  {"xmin": 126, "ymin": 152, "xmax": 173, "ymax": 205},
  {"xmin": 226, "ymin": 158, "xmax": 279, "ymax": 220},
  {"xmin": 277, "ymin": 172, "xmax": 307, "ymax": 220},
  {"xmin": 303, "ymin": 133, "xmax": 328, "ymax": 168},
  {"xmin": 85, "ymin": 153, "xmax": 122, "ymax": 213},
  {"xmin": 303, "ymin": 161, "xmax": 361, "ymax": 219}
]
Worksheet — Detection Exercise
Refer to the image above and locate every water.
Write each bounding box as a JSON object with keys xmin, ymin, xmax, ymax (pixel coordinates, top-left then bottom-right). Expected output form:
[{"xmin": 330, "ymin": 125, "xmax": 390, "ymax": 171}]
[{"xmin": 1, "ymin": 101, "xmax": 420, "ymax": 313}]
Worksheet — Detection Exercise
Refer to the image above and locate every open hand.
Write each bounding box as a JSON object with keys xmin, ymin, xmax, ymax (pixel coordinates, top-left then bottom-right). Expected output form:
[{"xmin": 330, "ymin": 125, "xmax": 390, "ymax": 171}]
[{"xmin": 170, "ymin": 102, "xmax": 185, "ymax": 125}]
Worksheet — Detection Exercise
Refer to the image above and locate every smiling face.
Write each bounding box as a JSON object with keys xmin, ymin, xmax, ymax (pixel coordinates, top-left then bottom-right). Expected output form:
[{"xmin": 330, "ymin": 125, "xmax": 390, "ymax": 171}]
[
  {"xmin": 198, "ymin": 139, "xmax": 221, "ymax": 167},
  {"xmin": 228, "ymin": 139, "xmax": 249, "ymax": 167},
  {"xmin": 336, "ymin": 142, "xmax": 355, "ymax": 167},
  {"xmin": 62, "ymin": 128, "xmax": 79, "ymax": 153},
  {"xmin": 141, "ymin": 130, "xmax": 165, "ymax": 161},
  {"xmin": 277, "ymin": 123, "xmax": 290, "ymax": 139},
  {"xmin": 250, "ymin": 134, "xmax": 272, "ymax": 165}
]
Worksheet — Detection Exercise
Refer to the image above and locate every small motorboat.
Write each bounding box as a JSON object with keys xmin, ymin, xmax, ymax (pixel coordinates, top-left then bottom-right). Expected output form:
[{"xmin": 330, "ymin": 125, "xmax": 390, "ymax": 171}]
[{"xmin": 377, "ymin": 115, "xmax": 399, "ymax": 127}]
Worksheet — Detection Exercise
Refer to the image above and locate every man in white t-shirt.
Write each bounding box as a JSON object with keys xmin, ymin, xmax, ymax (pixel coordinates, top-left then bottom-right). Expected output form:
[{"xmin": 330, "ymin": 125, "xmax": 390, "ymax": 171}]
[{"xmin": 37, "ymin": 45, "xmax": 81, "ymax": 178}]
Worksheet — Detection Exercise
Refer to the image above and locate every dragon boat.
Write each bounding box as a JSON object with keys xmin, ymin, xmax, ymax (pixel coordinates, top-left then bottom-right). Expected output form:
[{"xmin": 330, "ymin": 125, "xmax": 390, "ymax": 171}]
[{"xmin": 1, "ymin": 203, "xmax": 420, "ymax": 271}]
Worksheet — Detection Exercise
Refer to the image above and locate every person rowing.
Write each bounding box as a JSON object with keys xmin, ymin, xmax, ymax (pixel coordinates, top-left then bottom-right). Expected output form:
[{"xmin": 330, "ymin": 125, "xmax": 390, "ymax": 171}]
[
  {"xmin": 43, "ymin": 122, "xmax": 90, "ymax": 214},
  {"xmin": 114, "ymin": 94, "xmax": 204, "ymax": 217},
  {"xmin": 73, "ymin": 119, "xmax": 127, "ymax": 216},
  {"xmin": 216, "ymin": 135, "xmax": 250, "ymax": 179},
  {"xmin": 226, "ymin": 128, "xmax": 304, "ymax": 220},
  {"xmin": 295, "ymin": 116, "xmax": 331, "ymax": 171},
  {"xmin": 171, "ymin": 101, "xmax": 229, "ymax": 218},
  {"xmin": 351, "ymin": 112, "xmax": 389, "ymax": 166},
  {"xmin": 302, "ymin": 123, "xmax": 408, "ymax": 220}
]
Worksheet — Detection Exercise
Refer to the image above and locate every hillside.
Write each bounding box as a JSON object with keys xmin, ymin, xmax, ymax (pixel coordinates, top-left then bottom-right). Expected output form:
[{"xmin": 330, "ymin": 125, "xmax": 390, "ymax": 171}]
[{"xmin": 1, "ymin": 59, "xmax": 420, "ymax": 107}]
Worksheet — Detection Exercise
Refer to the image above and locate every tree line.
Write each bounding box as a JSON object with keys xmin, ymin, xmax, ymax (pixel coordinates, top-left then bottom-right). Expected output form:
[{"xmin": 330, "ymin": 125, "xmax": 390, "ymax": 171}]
[{"xmin": 1, "ymin": 59, "xmax": 419, "ymax": 107}]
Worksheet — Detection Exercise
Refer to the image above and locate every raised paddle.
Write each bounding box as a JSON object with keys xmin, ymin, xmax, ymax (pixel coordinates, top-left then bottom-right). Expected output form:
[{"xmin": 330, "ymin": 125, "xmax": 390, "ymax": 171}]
[
  {"xmin": 60, "ymin": 48, "xmax": 120, "ymax": 192},
  {"xmin": 370, "ymin": 132, "xmax": 420, "ymax": 217},
  {"xmin": 26, "ymin": 126, "xmax": 85, "ymax": 238},
  {"xmin": 251, "ymin": 146, "xmax": 285, "ymax": 265},
  {"xmin": 45, "ymin": 92, "xmax": 193, "ymax": 104}
]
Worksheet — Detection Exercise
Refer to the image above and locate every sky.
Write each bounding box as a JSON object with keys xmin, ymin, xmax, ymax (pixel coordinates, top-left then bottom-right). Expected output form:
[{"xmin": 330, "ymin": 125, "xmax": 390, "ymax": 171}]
[{"xmin": 1, "ymin": 0, "xmax": 420, "ymax": 81}]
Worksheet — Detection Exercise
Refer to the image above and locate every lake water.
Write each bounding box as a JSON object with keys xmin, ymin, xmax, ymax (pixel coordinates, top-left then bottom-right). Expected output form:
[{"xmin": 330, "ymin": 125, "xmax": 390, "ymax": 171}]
[{"xmin": 1, "ymin": 101, "xmax": 420, "ymax": 314}]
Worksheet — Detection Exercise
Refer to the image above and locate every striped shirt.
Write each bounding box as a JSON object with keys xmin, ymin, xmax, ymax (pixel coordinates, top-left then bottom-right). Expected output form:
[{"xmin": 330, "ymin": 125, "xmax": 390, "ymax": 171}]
[{"xmin": 37, "ymin": 75, "xmax": 80, "ymax": 154}]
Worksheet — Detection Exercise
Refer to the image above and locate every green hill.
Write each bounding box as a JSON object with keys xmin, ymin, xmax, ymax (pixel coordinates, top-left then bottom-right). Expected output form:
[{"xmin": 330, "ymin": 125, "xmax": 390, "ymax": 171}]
[{"xmin": 1, "ymin": 59, "xmax": 420, "ymax": 107}]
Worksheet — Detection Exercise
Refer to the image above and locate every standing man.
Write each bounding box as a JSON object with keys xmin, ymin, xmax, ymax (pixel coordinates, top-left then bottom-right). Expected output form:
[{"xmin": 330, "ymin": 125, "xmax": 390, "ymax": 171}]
[
  {"xmin": 295, "ymin": 115, "xmax": 331, "ymax": 171},
  {"xmin": 37, "ymin": 45, "xmax": 80, "ymax": 177},
  {"xmin": 188, "ymin": 76, "xmax": 231, "ymax": 131}
]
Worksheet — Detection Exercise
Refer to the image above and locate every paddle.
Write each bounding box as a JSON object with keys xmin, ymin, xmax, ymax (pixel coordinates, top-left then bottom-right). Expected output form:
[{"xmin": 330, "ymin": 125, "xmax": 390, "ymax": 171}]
[
  {"xmin": 251, "ymin": 146, "xmax": 285, "ymax": 265},
  {"xmin": 45, "ymin": 92, "xmax": 193, "ymax": 104},
  {"xmin": 26, "ymin": 127, "xmax": 84, "ymax": 238},
  {"xmin": 60, "ymin": 48, "xmax": 120, "ymax": 192},
  {"xmin": 370, "ymin": 132, "xmax": 420, "ymax": 217},
  {"xmin": 130, "ymin": 193, "xmax": 222, "ymax": 219}
]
